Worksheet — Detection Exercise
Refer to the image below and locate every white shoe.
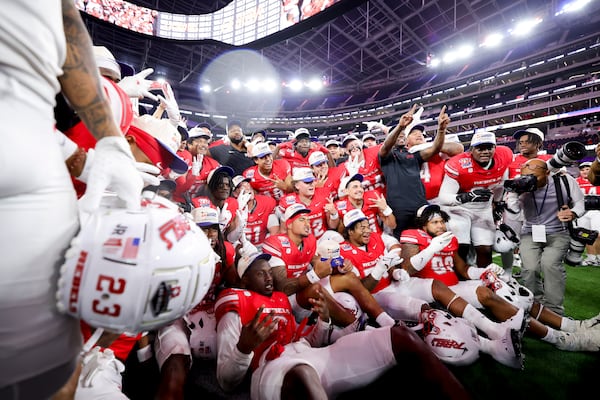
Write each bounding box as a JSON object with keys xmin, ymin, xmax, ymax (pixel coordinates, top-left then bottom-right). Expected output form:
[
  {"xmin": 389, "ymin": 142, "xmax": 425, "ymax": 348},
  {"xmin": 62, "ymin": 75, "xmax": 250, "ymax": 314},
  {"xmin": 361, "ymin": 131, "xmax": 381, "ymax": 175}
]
[
  {"xmin": 581, "ymin": 258, "xmax": 600, "ymax": 267},
  {"xmin": 572, "ymin": 312, "xmax": 600, "ymax": 332},
  {"xmin": 512, "ymin": 254, "xmax": 522, "ymax": 268},
  {"xmin": 555, "ymin": 331, "xmax": 600, "ymax": 352},
  {"xmin": 486, "ymin": 328, "xmax": 524, "ymax": 369}
]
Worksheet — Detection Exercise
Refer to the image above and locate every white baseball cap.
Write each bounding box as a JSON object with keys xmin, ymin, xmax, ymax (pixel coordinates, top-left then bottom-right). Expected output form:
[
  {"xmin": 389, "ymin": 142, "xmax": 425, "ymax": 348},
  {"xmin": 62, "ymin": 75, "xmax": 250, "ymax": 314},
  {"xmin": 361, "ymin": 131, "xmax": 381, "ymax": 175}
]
[
  {"xmin": 93, "ymin": 46, "xmax": 121, "ymax": 81},
  {"xmin": 284, "ymin": 203, "xmax": 310, "ymax": 222},
  {"xmin": 338, "ymin": 173, "xmax": 363, "ymax": 198},
  {"xmin": 252, "ymin": 142, "xmax": 272, "ymax": 158},
  {"xmin": 191, "ymin": 207, "xmax": 219, "ymax": 227},
  {"xmin": 343, "ymin": 209, "xmax": 368, "ymax": 228},
  {"xmin": 232, "ymin": 175, "xmax": 251, "ymax": 189},
  {"xmin": 237, "ymin": 251, "xmax": 272, "ymax": 278},
  {"xmin": 362, "ymin": 133, "xmax": 377, "ymax": 142},
  {"xmin": 308, "ymin": 151, "xmax": 328, "ymax": 166},
  {"xmin": 292, "ymin": 167, "xmax": 315, "ymax": 182},
  {"xmin": 325, "ymin": 139, "xmax": 341, "ymax": 148},
  {"xmin": 316, "ymin": 240, "xmax": 341, "ymax": 260},
  {"xmin": 470, "ymin": 131, "xmax": 496, "ymax": 147},
  {"xmin": 294, "ymin": 128, "xmax": 310, "ymax": 140},
  {"xmin": 513, "ymin": 127, "xmax": 544, "ymax": 142},
  {"xmin": 342, "ymin": 134, "xmax": 361, "ymax": 148}
]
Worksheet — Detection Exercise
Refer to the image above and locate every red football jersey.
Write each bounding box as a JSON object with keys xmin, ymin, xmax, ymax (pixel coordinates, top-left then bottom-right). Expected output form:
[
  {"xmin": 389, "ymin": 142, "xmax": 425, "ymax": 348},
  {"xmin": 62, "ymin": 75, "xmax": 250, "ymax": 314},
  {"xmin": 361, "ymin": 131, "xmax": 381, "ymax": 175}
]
[
  {"xmin": 339, "ymin": 233, "xmax": 391, "ymax": 293},
  {"xmin": 335, "ymin": 188, "xmax": 385, "ymax": 234},
  {"xmin": 444, "ymin": 145, "xmax": 513, "ymax": 192},
  {"xmin": 173, "ymin": 156, "xmax": 220, "ymax": 202},
  {"xmin": 278, "ymin": 192, "xmax": 330, "ymax": 239},
  {"xmin": 420, "ymin": 153, "xmax": 447, "ymax": 200},
  {"xmin": 400, "ymin": 229, "xmax": 460, "ymax": 286},
  {"xmin": 215, "ymin": 288, "xmax": 298, "ymax": 371},
  {"xmin": 244, "ymin": 159, "xmax": 292, "ymax": 201},
  {"xmin": 262, "ymin": 234, "xmax": 317, "ymax": 278},
  {"xmin": 245, "ymin": 195, "xmax": 277, "ymax": 245},
  {"xmin": 342, "ymin": 145, "xmax": 386, "ymax": 193},
  {"xmin": 277, "ymin": 141, "xmax": 330, "ymax": 169},
  {"xmin": 189, "ymin": 240, "xmax": 235, "ymax": 313},
  {"xmin": 314, "ymin": 164, "xmax": 346, "ymax": 201},
  {"xmin": 576, "ymin": 175, "xmax": 600, "ymax": 195}
]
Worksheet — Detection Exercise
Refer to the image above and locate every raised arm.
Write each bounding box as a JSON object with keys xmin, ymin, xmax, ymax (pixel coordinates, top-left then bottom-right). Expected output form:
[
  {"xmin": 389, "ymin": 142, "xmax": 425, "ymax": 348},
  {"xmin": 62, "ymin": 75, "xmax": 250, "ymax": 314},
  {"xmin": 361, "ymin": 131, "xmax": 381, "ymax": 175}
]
[
  {"xmin": 379, "ymin": 104, "xmax": 417, "ymax": 158},
  {"xmin": 419, "ymin": 105, "xmax": 449, "ymax": 161}
]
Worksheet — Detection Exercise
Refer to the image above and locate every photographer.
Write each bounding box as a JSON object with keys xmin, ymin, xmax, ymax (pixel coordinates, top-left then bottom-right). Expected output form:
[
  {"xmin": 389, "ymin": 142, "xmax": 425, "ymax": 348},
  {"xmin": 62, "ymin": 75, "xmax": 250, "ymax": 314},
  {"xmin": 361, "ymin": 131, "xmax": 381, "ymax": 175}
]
[
  {"xmin": 506, "ymin": 159, "xmax": 585, "ymax": 315},
  {"xmin": 573, "ymin": 161, "xmax": 600, "ymax": 266}
]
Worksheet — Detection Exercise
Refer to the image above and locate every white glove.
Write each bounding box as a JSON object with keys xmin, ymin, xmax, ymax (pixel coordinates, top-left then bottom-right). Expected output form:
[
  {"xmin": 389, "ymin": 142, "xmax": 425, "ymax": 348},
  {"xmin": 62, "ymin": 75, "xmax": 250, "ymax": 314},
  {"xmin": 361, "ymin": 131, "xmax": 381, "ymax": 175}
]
[
  {"xmin": 239, "ymin": 233, "xmax": 257, "ymax": 256},
  {"xmin": 467, "ymin": 263, "xmax": 505, "ymax": 280},
  {"xmin": 80, "ymin": 347, "xmax": 124, "ymax": 388},
  {"xmin": 117, "ymin": 68, "xmax": 157, "ymax": 100},
  {"xmin": 135, "ymin": 162, "xmax": 161, "ymax": 186},
  {"xmin": 191, "ymin": 155, "xmax": 202, "ymax": 176},
  {"xmin": 371, "ymin": 257, "xmax": 390, "ymax": 280},
  {"xmin": 78, "ymin": 150, "xmax": 160, "ymax": 187},
  {"xmin": 409, "ymin": 231, "xmax": 454, "ymax": 271},
  {"xmin": 237, "ymin": 189, "xmax": 252, "ymax": 210},
  {"xmin": 363, "ymin": 119, "xmax": 388, "ymax": 133},
  {"xmin": 408, "ymin": 142, "xmax": 433, "ymax": 154},
  {"xmin": 403, "ymin": 106, "xmax": 425, "ymax": 135},
  {"xmin": 218, "ymin": 203, "xmax": 232, "ymax": 231},
  {"xmin": 157, "ymin": 94, "xmax": 181, "ymax": 127},
  {"xmin": 392, "ymin": 268, "xmax": 410, "ymax": 282},
  {"xmin": 485, "ymin": 263, "xmax": 505, "ymax": 277},
  {"xmin": 345, "ymin": 154, "xmax": 364, "ymax": 176},
  {"xmin": 79, "ymin": 136, "xmax": 143, "ymax": 212},
  {"xmin": 428, "ymin": 231, "xmax": 454, "ymax": 253}
]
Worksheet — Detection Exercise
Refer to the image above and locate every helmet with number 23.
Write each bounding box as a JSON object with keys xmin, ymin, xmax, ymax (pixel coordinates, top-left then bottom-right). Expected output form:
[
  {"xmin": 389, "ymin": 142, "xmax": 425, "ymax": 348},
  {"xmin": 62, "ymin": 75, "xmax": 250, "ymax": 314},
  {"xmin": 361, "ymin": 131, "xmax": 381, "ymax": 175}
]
[{"xmin": 56, "ymin": 195, "xmax": 216, "ymax": 333}]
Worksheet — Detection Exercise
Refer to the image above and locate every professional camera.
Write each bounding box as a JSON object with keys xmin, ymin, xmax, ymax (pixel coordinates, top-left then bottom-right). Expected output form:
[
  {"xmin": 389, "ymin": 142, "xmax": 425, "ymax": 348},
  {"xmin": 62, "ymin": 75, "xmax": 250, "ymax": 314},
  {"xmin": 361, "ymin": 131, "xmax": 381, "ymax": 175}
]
[
  {"xmin": 565, "ymin": 226, "xmax": 599, "ymax": 266},
  {"xmin": 503, "ymin": 175, "xmax": 537, "ymax": 194},
  {"xmin": 570, "ymin": 226, "xmax": 599, "ymax": 246},
  {"xmin": 585, "ymin": 195, "xmax": 600, "ymax": 210},
  {"xmin": 547, "ymin": 141, "xmax": 586, "ymax": 172}
]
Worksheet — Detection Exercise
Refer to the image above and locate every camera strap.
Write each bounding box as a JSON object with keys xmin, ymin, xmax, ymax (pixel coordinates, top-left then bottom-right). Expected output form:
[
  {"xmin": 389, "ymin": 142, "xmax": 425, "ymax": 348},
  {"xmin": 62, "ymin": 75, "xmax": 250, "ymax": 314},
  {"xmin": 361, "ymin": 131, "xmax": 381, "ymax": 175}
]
[
  {"xmin": 552, "ymin": 173, "xmax": 572, "ymax": 208},
  {"xmin": 553, "ymin": 173, "xmax": 574, "ymax": 232}
]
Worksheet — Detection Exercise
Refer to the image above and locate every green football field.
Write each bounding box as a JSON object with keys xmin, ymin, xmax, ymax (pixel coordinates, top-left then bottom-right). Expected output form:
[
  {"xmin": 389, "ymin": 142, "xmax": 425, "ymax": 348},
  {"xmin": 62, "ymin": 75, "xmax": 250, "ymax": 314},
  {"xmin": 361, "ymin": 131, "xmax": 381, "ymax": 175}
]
[{"xmin": 448, "ymin": 261, "xmax": 600, "ymax": 400}]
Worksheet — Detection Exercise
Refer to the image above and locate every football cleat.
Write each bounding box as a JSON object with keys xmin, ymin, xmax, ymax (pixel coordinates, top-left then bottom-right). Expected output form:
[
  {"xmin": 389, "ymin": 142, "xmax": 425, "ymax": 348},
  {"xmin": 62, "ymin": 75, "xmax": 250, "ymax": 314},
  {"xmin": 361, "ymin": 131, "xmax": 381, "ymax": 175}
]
[
  {"xmin": 572, "ymin": 312, "xmax": 600, "ymax": 332},
  {"xmin": 555, "ymin": 331, "xmax": 600, "ymax": 352}
]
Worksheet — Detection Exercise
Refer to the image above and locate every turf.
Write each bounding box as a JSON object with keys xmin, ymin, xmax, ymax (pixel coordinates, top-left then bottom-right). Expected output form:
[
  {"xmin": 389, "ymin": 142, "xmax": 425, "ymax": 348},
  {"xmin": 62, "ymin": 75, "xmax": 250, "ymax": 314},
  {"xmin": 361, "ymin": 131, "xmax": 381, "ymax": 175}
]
[{"xmin": 449, "ymin": 263, "xmax": 600, "ymax": 400}]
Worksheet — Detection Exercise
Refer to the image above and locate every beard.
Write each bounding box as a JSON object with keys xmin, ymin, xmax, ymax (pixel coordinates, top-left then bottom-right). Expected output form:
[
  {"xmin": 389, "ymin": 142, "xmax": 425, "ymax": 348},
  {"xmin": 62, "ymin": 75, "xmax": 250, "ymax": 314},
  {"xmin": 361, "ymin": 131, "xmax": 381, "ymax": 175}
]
[{"xmin": 230, "ymin": 136, "xmax": 244, "ymax": 145}]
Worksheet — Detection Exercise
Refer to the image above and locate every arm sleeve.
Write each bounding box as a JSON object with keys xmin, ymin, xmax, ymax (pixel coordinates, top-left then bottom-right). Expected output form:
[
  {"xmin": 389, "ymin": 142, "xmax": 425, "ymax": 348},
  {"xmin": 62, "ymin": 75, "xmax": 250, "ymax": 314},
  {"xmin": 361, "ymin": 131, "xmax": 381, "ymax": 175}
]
[
  {"xmin": 437, "ymin": 174, "xmax": 461, "ymax": 206},
  {"xmin": 216, "ymin": 312, "xmax": 253, "ymax": 392}
]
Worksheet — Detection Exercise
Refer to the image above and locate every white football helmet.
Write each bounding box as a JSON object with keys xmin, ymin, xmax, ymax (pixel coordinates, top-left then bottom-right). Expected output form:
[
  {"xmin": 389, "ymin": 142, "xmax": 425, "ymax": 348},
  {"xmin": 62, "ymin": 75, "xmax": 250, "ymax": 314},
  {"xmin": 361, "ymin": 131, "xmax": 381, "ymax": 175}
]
[
  {"xmin": 57, "ymin": 195, "xmax": 216, "ymax": 333},
  {"xmin": 481, "ymin": 271, "xmax": 534, "ymax": 312},
  {"xmin": 418, "ymin": 309, "xmax": 480, "ymax": 366},
  {"xmin": 185, "ymin": 309, "xmax": 217, "ymax": 360},
  {"xmin": 493, "ymin": 223, "xmax": 520, "ymax": 253},
  {"xmin": 332, "ymin": 291, "xmax": 363, "ymax": 321}
]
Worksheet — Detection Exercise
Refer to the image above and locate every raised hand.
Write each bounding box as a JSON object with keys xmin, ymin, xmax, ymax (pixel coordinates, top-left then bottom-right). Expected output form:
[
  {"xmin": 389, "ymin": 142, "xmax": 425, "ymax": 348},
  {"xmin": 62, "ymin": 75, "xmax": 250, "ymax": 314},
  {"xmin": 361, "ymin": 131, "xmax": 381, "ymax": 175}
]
[
  {"xmin": 428, "ymin": 231, "xmax": 454, "ymax": 253},
  {"xmin": 237, "ymin": 306, "xmax": 278, "ymax": 354},
  {"xmin": 117, "ymin": 68, "xmax": 157, "ymax": 100},
  {"xmin": 191, "ymin": 155, "xmax": 202, "ymax": 176}
]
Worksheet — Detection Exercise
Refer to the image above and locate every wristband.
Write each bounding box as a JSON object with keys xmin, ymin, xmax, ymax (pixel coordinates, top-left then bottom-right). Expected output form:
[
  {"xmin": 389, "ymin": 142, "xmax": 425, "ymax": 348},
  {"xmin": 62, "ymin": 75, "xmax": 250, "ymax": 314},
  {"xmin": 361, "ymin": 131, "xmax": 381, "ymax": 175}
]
[
  {"xmin": 329, "ymin": 213, "xmax": 339, "ymax": 220},
  {"xmin": 467, "ymin": 267, "xmax": 486, "ymax": 280},
  {"xmin": 382, "ymin": 206, "xmax": 393, "ymax": 217},
  {"xmin": 306, "ymin": 269, "xmax": 320, "ymax": 284},
  {"xmin": 137, "ymin": 345, "xmax": 153, "ymax": 362}
]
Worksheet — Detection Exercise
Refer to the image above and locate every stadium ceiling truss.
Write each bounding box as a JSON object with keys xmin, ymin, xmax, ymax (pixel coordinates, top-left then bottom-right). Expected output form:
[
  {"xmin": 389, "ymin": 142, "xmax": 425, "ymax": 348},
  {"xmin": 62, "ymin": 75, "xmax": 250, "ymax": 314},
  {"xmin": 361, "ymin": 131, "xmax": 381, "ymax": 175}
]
[{"xmin": 84, "ymin": 0, "xmax": 600, "ymax": 132}]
